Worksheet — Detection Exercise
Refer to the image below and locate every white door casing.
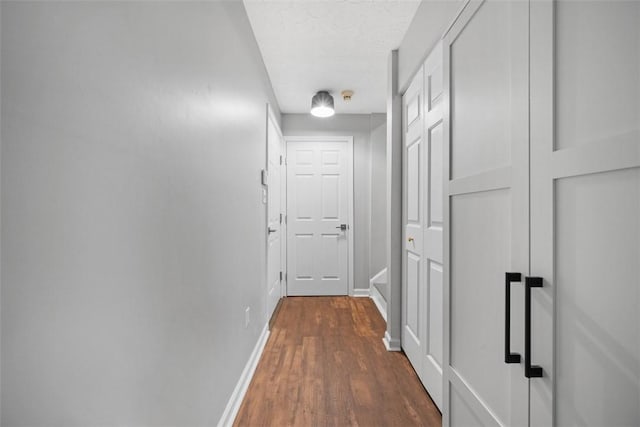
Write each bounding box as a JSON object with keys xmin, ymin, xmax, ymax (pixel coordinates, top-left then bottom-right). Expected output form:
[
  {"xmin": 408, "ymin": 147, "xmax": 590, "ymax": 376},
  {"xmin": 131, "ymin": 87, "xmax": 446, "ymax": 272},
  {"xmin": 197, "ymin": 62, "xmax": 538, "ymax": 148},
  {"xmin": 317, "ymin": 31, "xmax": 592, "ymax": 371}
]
[
  {"xmin": 422, "ymin": 41, "xmax": 444, "ymax": 411},
  {"xmin": 266, "ymin": 105, "xmax": 284, "ymax": 320},
  {"xmin": 285, "ymin": 136, "xmax": 354, "ymax": 296},
  {"xmin": 443, "ymin": 1, "xmax": 530, "ymax": 426},
  {"xmin": 530, "ymin": 1, "xmax": 640, "ymax": 425},
  {"xmin": 402, "ymin": 63, "xmax": 425, "ymax": 381}
]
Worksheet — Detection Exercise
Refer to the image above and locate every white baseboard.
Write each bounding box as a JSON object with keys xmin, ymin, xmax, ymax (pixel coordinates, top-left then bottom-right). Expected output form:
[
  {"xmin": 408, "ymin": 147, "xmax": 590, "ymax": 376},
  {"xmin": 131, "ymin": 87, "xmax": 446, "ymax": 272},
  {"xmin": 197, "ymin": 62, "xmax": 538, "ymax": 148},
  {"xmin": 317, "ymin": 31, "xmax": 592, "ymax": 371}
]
[
  {"xmin": 383, "ymin": 331, "xmax": 402, "ymax": 352},
  {"xmin": 370, "ymin": 268, "xmax": 387, "ymax": 286},
  {"xmin": 217, "ymin": 324, "xmax": 270, "ymax": 427},
  {"xmin": 353, "ymin": 288, "xmax": 371, "ymax": 297},
  {"xmin": 370, "ymin": 285, "xmax": 387, "ymax": 322},
  {"xmin": 369, "ymin": 268, "xmax": 388, "ymax": 322}
]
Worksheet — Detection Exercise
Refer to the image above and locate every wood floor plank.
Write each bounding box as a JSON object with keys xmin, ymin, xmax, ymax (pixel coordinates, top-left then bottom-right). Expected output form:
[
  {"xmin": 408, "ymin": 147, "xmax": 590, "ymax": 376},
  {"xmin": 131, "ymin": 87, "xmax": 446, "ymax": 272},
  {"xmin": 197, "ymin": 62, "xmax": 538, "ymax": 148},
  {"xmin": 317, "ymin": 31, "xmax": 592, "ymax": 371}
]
[{"xmin": 233, "ymin": 296, "xmax": 441, "ymax": 426}]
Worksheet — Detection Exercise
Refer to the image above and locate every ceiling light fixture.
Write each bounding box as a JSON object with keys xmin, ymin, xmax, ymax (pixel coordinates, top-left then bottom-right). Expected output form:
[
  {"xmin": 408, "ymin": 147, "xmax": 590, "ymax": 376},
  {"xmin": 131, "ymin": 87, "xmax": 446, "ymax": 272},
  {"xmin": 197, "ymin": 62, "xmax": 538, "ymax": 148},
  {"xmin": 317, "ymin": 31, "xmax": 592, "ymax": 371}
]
[{"xmin": 310, "ymin": 91, "xmax": 335, "ymax": 118}]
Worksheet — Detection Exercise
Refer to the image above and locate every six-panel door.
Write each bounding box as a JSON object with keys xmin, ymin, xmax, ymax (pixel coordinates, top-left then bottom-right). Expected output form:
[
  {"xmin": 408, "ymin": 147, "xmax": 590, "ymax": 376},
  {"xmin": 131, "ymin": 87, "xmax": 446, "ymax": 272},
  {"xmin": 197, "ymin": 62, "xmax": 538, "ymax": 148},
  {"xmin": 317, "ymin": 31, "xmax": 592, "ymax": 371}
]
[
  {"xmin": 266, "ymin": 108, "xmax": 283, "ymax": 319},
  {"xmin": 403, "ymin": 64, "xmax": 425, "ymax": 380},
  {"xmin": 286, "ymin": 138, "xmax": 352, "ymax": 296}
]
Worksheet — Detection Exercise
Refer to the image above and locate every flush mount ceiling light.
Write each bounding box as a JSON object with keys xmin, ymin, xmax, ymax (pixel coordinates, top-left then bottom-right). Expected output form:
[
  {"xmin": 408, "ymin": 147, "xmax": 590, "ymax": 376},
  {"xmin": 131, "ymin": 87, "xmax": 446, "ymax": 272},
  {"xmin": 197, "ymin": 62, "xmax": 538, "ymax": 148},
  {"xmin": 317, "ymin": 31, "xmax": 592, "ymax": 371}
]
[{"xmin": 310, "ymin": 91, "xmax": 335, "ymax": 118}]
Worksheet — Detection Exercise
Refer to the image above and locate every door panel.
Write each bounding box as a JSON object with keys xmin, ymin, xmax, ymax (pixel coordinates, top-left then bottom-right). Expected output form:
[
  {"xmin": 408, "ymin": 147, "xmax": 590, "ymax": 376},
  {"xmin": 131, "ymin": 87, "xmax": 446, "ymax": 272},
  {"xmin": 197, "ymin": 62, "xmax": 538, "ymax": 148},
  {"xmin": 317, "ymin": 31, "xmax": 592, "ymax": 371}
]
[
  {"xmin": 321, "ymin": 175, "xmax": 339, "ymax": 218},
  {"xmin": 530, "ymin": 1, "xmax": 640, "ymax": 425},
  {"xmin": 319, "ymin": 233, "xmax": 341, "ymax": 279},
  {"xmin": 428, "ymin": 123, "xmax": 444, "ymax": 228},
  {"xmin": 427, "ymin": 261, "xmax": 443, "ymax": 369},
  {"xmin": 450, "ymin": 0, "xmax": 511, "ymax": 180},
  {"xmin": 406, "ymin": 253, "xmax": 420, "ymax": 341},
  {"xmin": 294, "ymin": 234, "xmax": 314, "ymax": 279},
  {"xmin": 555, "ymin": 170, "xmax": 639, "ymax": 426},
  {"xmin": 554, "ymin": 1, "xmax": 639, "ymax": 151},
  {"xmin": 444, "ymin": 1, "xmax": 530, "ymax": 425},
  {"xmin": 450, "ymin": 388, "xmax": 484, "ymax": 427},
  {"xmin": 266, "ymin": 109, "xmax": 283, "ymax": 320},
  {"xmin": 286, "ymin": 138, "xmax": 352, "ymax": 296},
  {"xmin": 407, "ymin": 143, "xmax": 421, "ymax": 222},
  {"xmin": 450, "ymin": 189, "xmax": 511, "ymax": 424}
]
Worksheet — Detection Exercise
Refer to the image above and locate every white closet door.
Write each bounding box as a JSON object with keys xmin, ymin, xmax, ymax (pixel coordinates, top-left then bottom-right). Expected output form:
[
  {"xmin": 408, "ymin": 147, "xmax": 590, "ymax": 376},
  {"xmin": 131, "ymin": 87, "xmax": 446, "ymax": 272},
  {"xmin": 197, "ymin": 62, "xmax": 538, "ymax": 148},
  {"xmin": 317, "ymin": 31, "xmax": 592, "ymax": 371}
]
[
  {"xmin": 443, "ymin": 1, "xmax": 529, "ymax": 426},
  {"xmin": 530, "ymin": 1, "xmax": 640, "ymax": 425},
  {"xmin": 402, "ymin": 66, "xmax": 425, "ymax": 374},
  {"xmin": 422, "ymin": 42, "xmax": 444, "ymax": 411}
]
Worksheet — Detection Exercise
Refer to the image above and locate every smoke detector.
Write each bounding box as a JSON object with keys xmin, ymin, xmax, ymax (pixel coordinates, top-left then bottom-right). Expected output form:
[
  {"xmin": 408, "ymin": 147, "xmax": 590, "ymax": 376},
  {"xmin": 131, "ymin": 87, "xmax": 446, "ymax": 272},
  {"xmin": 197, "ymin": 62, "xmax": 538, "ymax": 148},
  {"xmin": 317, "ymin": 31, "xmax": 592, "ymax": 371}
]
[{"xmin": 341, "ymin": 90, "xmax": 354, "ymax": 102}]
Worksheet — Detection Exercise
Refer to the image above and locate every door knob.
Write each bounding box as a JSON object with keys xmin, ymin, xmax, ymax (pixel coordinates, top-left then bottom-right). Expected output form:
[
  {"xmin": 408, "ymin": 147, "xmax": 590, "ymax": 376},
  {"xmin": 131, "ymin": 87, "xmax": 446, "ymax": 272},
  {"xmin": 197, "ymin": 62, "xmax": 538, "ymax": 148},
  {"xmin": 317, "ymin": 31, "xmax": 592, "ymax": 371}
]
[
  {"xmin": 268, "ymin": 227, "xmax": 277, "ymax": 234},
  {"xmin": 335, "ymin": 224, "xmax": 348, "ymax": 231}
]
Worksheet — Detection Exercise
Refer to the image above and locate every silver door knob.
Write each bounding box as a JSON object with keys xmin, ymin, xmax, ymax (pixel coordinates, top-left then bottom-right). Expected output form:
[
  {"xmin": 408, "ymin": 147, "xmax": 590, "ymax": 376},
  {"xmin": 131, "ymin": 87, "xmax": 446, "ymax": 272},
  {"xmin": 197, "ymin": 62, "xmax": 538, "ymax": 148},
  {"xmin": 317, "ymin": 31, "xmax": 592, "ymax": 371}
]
[
  {"xmin": 335, "ymin": 224, "xmax": 348, "ymax": 231},
  {"xmin": 268, "ymin": 227, "xmax": 277, "ymax": 234}
]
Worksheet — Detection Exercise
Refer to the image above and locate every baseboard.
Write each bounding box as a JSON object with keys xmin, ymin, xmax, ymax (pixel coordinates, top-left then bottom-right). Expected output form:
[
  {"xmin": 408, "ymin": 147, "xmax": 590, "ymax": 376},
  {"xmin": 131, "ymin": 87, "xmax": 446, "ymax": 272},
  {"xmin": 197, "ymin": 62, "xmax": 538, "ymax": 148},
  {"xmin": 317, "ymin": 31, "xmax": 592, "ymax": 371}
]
[
  {"xmin": 383, "ymin": 331, "xmax": 401, "ymax": 352},
  {"xmin": 353, "ymin": 288, "xmax": 371, "ymax": 297},
  {"xmin": 217, "ymin": 324, "xmax": 270, "ymax": 427},
  {"xmin": 370, "ymin": 285, "xmax": 387, "ymax": 322},
  {"xmin": 370, "ymin": 268, "xmax": 387, "ymax": 285},
  {"xmin": 369, "ymin": 268, "xmax": 388, "ymax": 322}
]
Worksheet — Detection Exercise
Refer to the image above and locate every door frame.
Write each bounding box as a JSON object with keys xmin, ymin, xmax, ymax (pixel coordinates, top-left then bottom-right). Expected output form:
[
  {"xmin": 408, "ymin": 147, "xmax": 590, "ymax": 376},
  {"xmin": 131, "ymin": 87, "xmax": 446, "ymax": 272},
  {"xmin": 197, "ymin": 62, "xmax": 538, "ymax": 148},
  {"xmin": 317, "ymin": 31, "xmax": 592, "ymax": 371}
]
[
  {"xmin": 283, "ymin": 135, "xmax": 355, "ymax": 297},
  {"xmin": 265, "ymin": 104, "xmax": 286, "ymax": 319}
]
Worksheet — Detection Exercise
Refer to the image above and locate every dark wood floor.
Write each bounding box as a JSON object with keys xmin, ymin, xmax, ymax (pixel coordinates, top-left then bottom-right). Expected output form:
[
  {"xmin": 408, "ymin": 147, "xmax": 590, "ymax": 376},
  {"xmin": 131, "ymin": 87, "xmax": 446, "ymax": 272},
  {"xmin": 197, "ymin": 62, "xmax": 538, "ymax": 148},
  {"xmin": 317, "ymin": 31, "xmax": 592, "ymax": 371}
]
[{"xmin": 233, "ymin": 296, "xmax": 441, "ymax": 426}]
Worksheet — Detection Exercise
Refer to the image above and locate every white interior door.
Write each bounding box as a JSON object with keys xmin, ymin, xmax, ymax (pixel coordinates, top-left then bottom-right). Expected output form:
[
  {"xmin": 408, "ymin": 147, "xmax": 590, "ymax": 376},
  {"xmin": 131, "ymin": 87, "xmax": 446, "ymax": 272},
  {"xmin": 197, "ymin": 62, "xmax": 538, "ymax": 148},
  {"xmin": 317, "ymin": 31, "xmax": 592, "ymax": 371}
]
[
  {"xmin": 286, "ymin": 137, "xmax": 353, "ymax": 296},
  {"xmin": 266, "ymin": 107, "xmax": 283, "ymax": 319},
  {"xmin": 530, "ymin": 1, "xmax": 640, "ymax": 425},
  {"xmin": 422, "ymin": 41, "xmax": 444, "ymax": 411},
  {"xmin": 443, "ymin": 1, "xmax": 530, "ymax": 426},
  {"xmin": 402, "ymin": 64, "xmax": 425, "ymax": 381},
  {"xmin": 402, "ymin": 42, "xmax": 446, "ymax": 411}
]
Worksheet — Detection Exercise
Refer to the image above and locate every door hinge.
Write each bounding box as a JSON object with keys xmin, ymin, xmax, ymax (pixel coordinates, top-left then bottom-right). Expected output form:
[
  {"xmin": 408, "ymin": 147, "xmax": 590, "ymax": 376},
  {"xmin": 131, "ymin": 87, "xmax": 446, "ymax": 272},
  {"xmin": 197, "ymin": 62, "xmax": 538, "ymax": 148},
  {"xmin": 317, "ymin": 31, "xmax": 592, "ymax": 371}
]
[
  {"xmin": 279, "ymin": 155, "xmax": 283, "ymax": 165},
  {"xmin": 279, "ymin": 271, "xmax": 283, "ymax": 281},
  {"xmin": 280, "ymin": 213, "xmax": 283, "ymax": 224}
]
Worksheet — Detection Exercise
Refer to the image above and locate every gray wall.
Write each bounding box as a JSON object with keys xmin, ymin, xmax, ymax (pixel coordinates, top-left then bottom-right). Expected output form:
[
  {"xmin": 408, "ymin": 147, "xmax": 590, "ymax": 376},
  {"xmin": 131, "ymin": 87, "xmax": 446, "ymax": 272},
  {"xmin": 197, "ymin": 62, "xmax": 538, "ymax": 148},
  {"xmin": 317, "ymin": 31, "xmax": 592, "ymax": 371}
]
[
  {"xmin": 398, "ymin": 0, "xmax": 463, "ymax": 92},
  {"xmin": 283, "ymin": 114, "xmax": 385, "ymax": 292},
  {"xmin": 369, "ymin": 114, "xmax": 388, "ymax": 299},
  {"xmin": 1, "ymin": 2, "xmax": 279, "ymax": 425}
]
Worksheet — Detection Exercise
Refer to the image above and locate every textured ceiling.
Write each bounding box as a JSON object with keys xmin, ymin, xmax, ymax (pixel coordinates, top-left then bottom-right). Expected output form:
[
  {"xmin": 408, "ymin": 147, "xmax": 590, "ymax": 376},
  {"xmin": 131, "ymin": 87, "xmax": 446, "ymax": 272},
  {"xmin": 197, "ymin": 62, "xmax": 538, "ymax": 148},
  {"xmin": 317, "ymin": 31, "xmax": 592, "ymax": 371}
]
[{"xmin": 244, "ymin": 0, "xmax": 421, "ymax": 114}]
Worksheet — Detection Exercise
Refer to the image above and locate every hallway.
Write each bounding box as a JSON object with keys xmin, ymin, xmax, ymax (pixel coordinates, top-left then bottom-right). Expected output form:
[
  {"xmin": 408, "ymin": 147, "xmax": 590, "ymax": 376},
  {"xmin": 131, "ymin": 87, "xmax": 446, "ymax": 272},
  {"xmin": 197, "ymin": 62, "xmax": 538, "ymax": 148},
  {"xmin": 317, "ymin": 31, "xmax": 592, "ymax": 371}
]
[{"xmin": 234, "ymin": 297, "xmax": 441, "ymax": 426}]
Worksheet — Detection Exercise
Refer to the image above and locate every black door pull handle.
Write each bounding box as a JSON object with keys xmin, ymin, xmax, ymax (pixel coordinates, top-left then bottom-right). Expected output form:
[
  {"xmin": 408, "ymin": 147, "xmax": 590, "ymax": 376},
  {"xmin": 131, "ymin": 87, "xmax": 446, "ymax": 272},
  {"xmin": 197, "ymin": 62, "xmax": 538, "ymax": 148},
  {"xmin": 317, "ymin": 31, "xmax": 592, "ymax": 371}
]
[
  {"xmin": 505, "ymin": 272, "xmax": 521, "ymax": 364},
  {"xmin": 525, "ymin": 276, "xmax": 544, "ymax": 378}
]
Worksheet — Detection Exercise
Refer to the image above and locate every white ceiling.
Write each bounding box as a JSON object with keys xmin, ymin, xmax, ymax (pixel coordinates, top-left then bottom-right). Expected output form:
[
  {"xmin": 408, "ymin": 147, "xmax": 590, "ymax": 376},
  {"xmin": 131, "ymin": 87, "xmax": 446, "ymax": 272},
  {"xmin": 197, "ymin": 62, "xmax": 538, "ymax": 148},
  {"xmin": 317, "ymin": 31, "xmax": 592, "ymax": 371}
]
[{"xmin": 244, "ymin": 0, "xmax": 421, "ymax": 114}]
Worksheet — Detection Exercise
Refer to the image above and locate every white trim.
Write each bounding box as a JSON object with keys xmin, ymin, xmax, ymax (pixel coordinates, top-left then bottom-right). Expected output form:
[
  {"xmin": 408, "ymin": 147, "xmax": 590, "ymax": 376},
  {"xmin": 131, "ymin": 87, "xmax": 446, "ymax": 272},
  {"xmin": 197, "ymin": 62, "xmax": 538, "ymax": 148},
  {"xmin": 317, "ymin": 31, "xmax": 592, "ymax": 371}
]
[
  {"xmin": 370, "ymin": 267, "xmax": 388, "ymax": 286},
  {"xmin": 385, "ymin": 50, "xmax": 404, "ymax": 354},
  {"xmin": 217, "ymin": 324, "xmax": 270, "ymax": 427},
  {"xmin": 353, "ymin": 288, "xmax": 371, "ymax": 298},
  {"xmin": 283, "ymin": 135, "xmax": 355, "ymax": 297},
  {"xmin": 369, "ymin": 268, "xmax": 388, "ymax": 322},
  {"xmin": 383, "ymin": 331, "xmax": 402, "ymax": 352},
  {"xmin": 370, "ymin": 285, "xmax": 387, "ymax": 322}
]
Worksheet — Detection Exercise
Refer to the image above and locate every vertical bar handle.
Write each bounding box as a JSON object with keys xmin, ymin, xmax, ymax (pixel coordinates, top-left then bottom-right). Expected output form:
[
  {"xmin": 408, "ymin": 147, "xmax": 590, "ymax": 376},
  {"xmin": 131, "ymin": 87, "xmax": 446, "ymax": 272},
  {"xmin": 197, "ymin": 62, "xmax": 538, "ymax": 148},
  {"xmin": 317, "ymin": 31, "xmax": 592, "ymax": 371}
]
[
  {"xmin": 505, "ymin": 272, "xmax": 522, "ymax": 364},
  {"xmin": 525, "ymin": 276, "xmax": 544, "ymax": 378}
]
